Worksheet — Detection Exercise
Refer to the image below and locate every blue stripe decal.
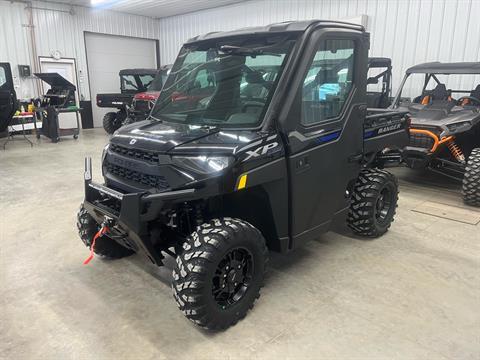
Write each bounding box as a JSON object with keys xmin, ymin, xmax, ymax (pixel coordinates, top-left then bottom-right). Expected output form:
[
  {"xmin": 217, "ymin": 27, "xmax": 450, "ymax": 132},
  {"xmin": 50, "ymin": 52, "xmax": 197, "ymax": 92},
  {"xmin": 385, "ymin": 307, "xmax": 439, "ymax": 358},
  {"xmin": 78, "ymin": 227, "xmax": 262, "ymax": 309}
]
[
  {"xmin": 316, "ymin": 130, "xmax": 341, "ymax": 144},
  {"xmin": 364, "ymin": 130, "xmax": 375, "ymax": 139}
]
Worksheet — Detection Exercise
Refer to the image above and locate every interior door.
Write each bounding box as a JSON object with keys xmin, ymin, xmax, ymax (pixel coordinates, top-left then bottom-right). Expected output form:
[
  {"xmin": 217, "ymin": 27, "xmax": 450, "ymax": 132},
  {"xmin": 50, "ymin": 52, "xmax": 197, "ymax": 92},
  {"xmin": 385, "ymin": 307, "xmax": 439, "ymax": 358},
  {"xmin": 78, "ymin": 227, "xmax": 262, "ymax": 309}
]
[
  {"xmin": 39, "ymin": 58, "xmax": 79, "ymax": 128},
  {"xmin": 285, "ymin": 31, "xmax": 368, "ymax": 247},
  {"xmin": 0, "ymin": 63, "xmax": 16, "ymax": 132}
]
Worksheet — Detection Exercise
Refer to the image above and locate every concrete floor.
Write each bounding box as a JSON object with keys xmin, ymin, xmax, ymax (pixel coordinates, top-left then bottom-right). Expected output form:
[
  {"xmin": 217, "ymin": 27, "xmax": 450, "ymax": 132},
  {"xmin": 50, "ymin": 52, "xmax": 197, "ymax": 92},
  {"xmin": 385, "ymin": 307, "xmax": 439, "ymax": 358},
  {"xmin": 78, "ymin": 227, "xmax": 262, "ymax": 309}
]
[{"xmin": 1, "ymin": 129, "xmax": 479, "ymax": 359}]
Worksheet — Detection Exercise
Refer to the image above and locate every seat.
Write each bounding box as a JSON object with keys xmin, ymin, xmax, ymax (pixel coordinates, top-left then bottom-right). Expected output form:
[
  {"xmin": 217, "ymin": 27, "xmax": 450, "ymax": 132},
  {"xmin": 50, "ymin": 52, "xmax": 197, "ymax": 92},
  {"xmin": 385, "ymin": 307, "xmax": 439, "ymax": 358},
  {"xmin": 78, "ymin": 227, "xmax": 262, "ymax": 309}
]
[
  {"xmin": 461, "ymin": 85, "xmax": 480, "ymax": 105},
  {"xmin": 419, "ymin": 84, "xmax": 451, "ymax": 105},
  {"xmin": 242, "ymin": 71, "xmax": 271, "ymax": 99},
  {"xmin": 470, "ymin": 84, "xmax": 480, "ymax": 99},
  {"xmin": 430, "ymin": 84, "xmax": 450, "ymax": 101}
]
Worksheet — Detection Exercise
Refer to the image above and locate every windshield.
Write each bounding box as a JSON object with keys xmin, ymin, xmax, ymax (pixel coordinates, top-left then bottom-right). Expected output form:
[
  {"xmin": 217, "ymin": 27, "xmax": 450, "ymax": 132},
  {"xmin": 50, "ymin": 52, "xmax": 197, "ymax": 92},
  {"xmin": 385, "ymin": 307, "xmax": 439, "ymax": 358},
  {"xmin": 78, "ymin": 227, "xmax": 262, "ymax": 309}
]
[
  {"xmin": 150, "ymin": 37, "xmax": 295, "ymax": 128},
  {"xmin": 395, "ymin": 73, "xmax": 480, "ymax": 106}
]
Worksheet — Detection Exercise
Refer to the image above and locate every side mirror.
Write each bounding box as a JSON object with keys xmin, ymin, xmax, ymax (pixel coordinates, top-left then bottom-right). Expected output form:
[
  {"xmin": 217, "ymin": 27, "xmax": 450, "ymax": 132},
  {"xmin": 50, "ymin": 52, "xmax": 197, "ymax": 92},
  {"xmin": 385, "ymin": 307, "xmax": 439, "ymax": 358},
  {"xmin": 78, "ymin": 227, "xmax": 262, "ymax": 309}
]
[{"xmin": 367, "ymin": 77, "xmax": 378, "ymax": 85}]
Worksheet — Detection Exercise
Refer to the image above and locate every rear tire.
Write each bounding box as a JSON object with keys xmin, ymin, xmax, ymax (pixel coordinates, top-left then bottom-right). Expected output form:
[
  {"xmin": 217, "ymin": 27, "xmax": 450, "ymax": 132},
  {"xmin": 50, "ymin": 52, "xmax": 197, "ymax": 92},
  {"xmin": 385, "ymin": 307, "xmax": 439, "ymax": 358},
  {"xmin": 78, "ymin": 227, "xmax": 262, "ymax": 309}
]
[
  {"xmin": 102, "ymin": 112, "xmax": 123, "ymax": 134},
  {"xmin": 172, "ymin": 218, "xmax": 268, "ymax": 331},
  {"xmin": 348, "ymin": 168, "xmax": 399, "ymax": 237},
  {"xmin": 462, "ymin": 148, "xmax": 480, "ymax": 206},
  {"xmin": 76, "ymin": 205, "xmax": 134, "ymax": 258}
]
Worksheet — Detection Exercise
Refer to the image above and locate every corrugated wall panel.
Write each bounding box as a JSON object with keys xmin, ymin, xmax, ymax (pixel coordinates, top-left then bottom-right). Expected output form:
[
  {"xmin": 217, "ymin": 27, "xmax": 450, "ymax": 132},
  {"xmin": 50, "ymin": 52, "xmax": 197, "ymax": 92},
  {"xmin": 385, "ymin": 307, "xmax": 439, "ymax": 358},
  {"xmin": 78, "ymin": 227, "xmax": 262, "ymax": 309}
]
[
  {"xmin": 158, "ymin": 0, "xmax": 480, "ymax": 97},
  {"xmin": 0, "ymin": 0, "xmax": 161, "ymax": 100},
  {"xmin": 2, "ymin": 0, "xmax": 479, "ymax": 101},
  {"xmin": 0, "ymin": 1, "xmax": 37, "ymax": 99}
]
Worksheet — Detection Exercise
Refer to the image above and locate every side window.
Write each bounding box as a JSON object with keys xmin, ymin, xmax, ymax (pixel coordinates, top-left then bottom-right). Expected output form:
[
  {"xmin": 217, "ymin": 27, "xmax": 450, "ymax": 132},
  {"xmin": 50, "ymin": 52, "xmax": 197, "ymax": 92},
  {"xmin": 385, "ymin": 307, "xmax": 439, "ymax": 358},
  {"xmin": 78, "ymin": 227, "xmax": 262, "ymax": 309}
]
[
  {"xmin": 301, "ymin": 39, "xmax": 355, "ymax": 126},
  {"xmin": 0, "ymin": 67, "xmax": 6, "ymax": 88}
]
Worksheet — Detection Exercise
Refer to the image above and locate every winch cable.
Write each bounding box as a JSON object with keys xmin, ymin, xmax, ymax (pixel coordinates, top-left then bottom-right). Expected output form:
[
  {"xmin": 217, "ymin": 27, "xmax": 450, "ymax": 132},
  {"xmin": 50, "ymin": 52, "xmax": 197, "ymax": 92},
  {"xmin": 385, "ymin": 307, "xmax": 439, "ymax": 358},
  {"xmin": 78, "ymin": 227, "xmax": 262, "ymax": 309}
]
[{"xmin": 83, "ymin": 225, "xmax": 110, "ymax": 265}]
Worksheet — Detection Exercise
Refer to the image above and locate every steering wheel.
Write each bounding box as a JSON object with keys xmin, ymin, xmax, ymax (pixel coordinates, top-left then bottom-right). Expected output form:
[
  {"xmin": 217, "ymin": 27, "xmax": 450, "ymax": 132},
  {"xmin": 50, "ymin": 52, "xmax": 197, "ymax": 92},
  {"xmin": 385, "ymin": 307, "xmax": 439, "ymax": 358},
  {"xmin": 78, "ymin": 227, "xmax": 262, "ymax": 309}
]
[{"xmin": 457, "ymin": 96, "xmax": 480, "ymax": 106}]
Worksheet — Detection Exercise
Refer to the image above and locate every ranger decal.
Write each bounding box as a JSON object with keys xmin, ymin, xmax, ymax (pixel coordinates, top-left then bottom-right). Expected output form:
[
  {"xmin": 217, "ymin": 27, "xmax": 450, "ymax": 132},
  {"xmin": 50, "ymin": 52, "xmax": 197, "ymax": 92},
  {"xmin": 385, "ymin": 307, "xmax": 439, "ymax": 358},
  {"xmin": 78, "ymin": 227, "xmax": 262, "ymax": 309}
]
[{"xmin": 378, "ymin": 123, "xmax": 402, "ymax": 134}]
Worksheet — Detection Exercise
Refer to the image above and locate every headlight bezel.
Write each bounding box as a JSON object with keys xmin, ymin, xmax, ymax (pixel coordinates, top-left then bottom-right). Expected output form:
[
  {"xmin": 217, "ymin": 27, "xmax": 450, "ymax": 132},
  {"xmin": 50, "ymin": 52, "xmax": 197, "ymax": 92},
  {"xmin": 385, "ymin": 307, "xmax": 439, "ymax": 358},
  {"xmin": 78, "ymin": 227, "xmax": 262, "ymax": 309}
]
[{"xmin": 171, "ymin": 155, "xmax": 233, "ymax": 175}]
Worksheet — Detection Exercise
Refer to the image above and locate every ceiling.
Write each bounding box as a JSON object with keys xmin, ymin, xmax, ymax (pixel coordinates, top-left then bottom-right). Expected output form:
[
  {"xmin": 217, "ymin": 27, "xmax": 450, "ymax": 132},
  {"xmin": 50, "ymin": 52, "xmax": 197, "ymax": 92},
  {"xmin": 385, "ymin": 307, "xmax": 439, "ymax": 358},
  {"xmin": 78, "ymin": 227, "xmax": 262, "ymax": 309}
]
[{"xmin": 50, "ymin": 0, "xmax": 247, "ymax": 18}]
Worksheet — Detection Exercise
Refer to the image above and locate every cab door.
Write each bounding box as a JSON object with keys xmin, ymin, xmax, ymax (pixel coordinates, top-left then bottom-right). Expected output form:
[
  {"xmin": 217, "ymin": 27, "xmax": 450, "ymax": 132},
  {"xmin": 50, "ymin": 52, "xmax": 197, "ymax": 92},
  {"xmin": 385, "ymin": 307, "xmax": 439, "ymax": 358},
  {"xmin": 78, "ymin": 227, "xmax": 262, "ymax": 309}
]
[
  {"xmin": 283, "ymin": 29, "xmax": 368, "ymax": 248},
  {"xmin": 0, "ymin": 63, "xmax": 17, "ymax": 132}
]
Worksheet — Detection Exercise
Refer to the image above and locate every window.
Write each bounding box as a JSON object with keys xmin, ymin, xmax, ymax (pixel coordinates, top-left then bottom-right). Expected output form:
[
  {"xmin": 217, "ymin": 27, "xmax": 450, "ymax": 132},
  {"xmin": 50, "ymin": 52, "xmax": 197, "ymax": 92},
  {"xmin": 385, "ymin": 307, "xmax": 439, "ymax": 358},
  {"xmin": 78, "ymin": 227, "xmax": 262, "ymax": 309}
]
[
  {"xmin": 138, "ymin": 74, "xmax": 155, "ymax": 89},
  {"xmin": 121, "ymin": 75, "xmax": 139, "ymax": 91},
  {"xmin": 152, "ymin": 39, "xmax": 294, "ymax": 128},
  {"xmin": 0, "ymin": 67, "xmax": 6, "ymax": 88},
  {"xmin": 301, "ymin": 39, "xmax": 355, "ymax": 125}
]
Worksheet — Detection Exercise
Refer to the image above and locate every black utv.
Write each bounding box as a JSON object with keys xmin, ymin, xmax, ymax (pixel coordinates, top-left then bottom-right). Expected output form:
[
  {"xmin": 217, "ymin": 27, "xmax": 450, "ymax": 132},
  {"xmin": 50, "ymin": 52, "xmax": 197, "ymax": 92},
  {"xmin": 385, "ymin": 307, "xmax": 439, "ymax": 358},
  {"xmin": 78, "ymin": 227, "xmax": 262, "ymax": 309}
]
[
  {"xmin": 391, "ymin": 62, "xmax": 480, "ymax": 205},
  {"xmin": 77, "ymin": 20, "xmax": 410, "ymax": 330},
  {"xmin": 96, "ymin": 69, "xmax": 161, "ymax": 134},
  {"xmin": 0, "ymin": 63, "xmax": 17, "ymax": 133}
]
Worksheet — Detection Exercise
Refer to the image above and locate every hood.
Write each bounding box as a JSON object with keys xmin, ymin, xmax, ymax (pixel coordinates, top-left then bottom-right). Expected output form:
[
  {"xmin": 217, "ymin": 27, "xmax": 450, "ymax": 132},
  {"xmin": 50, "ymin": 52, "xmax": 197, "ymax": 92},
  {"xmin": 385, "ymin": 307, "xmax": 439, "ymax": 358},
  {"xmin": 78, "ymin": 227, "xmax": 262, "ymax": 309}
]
[
  {"xmin": 400, "ymin": 102, "xmax": 480, "ymax": 128},
  {"xmin": 34, "ymin": 72, "xmax": 76, "ymax": 90},
  {"xmin": 111, "ymin": 119, "xmax": 264, "ymax": 155}
]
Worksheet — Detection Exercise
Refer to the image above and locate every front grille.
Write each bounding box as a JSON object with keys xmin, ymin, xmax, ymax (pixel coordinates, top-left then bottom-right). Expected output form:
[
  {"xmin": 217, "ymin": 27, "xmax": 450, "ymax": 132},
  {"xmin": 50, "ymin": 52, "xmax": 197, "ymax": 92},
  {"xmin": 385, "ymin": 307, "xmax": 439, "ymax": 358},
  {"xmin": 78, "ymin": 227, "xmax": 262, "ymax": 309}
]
[
  {"xmin": 409, "ymin": 133, "xmax": 435, "ymax": 150},
  {"xmin": 110, "ymin": 143, "xmax": 159, "ymax": 163},
  {"xmin": 106, "ymin": 161, "xmax": 169, "ymax": 189}
]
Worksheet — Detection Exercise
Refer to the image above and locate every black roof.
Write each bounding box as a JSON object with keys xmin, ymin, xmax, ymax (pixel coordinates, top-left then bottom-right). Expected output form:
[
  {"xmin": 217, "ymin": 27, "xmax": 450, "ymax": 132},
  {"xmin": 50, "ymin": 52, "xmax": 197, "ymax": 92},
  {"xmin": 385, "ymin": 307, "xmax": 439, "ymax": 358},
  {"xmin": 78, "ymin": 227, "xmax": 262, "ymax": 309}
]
[
  {"xmin": 34, "ymin": 73, "xmax": 76, "ymax": 90},
  {"xmin": 119, "ymin": 68, "xmax": 159, "ymax": 76},
  {"xmin": 406, "ymin": 62, "xmax": 480, "ymax": 74},
  {"xmin": 186, "ymin": 20, "xmax": 365, "ymax": 44},
  {"xmin": 368, "ymin": 57, "xmax": 391, "ymax": 68}
]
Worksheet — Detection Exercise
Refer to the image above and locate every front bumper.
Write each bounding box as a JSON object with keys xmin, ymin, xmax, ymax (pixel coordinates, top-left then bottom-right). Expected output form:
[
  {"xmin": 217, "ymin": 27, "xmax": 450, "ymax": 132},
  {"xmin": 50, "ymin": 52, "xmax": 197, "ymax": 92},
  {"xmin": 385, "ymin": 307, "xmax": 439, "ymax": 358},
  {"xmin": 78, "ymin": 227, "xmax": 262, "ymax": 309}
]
[{"xmin": 83, "ymin": 157, "xmax": 205, "ymax": 265}]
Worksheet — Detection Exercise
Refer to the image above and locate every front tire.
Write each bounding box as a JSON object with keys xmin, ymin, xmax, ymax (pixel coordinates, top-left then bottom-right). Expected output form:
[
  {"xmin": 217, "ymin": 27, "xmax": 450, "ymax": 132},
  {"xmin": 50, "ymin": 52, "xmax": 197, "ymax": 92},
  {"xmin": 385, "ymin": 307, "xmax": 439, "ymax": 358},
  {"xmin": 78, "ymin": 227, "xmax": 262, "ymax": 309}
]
[
  {"xmin": 76, "ymin": 205, "xmax": 134, "ymax": 258},
  {"xmin": 462, "ymin": 148, "xmax": 480, "ymax": 206},
  {"xmin": 172, "ymin": 218, "xmax": 268, "ymax": 331},
  {"xmin": 102, "ymin": 111, "xmax": 123, "ymax": 134},
  {"xmin": 348, "ymin": 168, "xmax": 399, "ymax": 237}
]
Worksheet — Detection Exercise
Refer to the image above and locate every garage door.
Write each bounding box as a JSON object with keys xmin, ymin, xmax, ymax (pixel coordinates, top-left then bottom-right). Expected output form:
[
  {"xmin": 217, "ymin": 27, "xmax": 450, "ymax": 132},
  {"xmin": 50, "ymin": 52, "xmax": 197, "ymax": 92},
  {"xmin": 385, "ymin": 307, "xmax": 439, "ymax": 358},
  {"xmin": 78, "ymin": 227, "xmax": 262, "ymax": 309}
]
[{"xmin": 85, "ymin": 33, "xmax": 157, "ymax": 127}]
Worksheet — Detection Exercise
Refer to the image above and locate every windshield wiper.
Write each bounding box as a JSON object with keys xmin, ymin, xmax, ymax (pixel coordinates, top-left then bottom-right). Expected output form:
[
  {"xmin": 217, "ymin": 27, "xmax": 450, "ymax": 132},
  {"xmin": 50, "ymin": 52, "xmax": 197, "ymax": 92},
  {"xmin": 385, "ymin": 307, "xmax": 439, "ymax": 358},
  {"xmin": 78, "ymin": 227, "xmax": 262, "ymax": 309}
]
[{"xmin": 219, "ymin": 45, "xmax": 281, "ymax": 57}]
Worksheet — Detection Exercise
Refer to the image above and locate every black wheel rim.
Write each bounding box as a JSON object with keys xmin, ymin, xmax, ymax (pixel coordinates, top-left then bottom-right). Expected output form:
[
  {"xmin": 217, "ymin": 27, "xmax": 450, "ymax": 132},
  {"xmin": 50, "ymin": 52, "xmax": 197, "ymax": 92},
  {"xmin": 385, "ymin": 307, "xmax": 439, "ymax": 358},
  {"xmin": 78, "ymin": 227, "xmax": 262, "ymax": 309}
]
[
  {"xmin": 375, "ymin": 186, "xmax": 393, "ymax": 224},
  {"xmin": 212, "ymin": 247, "xmax": 254, "ymax": 309}
]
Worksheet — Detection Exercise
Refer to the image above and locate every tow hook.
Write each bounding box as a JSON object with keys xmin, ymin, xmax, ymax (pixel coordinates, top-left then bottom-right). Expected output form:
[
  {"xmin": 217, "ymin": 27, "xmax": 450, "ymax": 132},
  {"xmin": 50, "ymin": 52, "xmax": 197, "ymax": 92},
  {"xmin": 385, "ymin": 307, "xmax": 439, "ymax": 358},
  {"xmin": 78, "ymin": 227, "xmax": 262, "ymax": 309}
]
[{"xmin": 83, "ymin": 216, "xmax": 116, "ymax": 265}]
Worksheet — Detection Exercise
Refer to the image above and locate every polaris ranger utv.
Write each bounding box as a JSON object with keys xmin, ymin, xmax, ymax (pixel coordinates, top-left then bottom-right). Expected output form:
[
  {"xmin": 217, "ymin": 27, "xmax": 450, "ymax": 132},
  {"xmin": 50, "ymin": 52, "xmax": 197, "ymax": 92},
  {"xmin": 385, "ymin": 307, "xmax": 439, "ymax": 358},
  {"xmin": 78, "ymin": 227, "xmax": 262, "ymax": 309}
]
[
  {"xmin": 96, "ymin": 69, "xmax": 160, "ymax": 134},
  {"xmin": 129, "ymin": 65, "xmax": 172, "ymax": 121},
  {"xmin": 391, "ymin": 62, "xmax": 480, "ymax": 205},
  {"xmin": 77, "ymin": 20, "xmax": 409, "ymax": 330}
]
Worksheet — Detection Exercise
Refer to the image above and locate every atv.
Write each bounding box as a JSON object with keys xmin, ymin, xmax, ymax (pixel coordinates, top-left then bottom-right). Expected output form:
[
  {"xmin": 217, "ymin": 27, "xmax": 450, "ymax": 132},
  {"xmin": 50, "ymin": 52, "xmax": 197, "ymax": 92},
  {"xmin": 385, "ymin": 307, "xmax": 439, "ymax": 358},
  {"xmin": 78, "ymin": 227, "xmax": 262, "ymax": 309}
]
[
  {"xmin": 77, "ymin": 20, "xmax": 410, "ymax": 330},
  {"xmin": 96, "ymin": 68, "xmax": 160, "ymax": 134},
  {"xmin": 128, "ymin": 65, "xmax": 171, "ymax": 122},
  {"xmin": 391, "ymin": 62, "xmax": 480, "ymax": 205}
]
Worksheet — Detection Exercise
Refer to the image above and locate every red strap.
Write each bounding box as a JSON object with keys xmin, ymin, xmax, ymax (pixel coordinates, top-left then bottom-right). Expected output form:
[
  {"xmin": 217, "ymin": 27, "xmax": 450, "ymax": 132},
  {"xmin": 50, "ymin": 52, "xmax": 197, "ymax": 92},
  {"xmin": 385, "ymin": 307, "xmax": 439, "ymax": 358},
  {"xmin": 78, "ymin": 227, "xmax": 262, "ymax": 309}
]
[{"xmin": 83, "ymin": 226, "xmax": 109, "ymax": 265}]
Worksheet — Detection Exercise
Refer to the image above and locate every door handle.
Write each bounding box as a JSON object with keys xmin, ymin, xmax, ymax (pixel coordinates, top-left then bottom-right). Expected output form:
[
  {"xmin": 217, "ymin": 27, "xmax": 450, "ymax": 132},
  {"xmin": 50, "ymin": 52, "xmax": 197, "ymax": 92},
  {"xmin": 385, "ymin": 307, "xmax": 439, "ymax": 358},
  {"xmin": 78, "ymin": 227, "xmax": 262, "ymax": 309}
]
[
  {"xmin": 295, "ymin": 155, "xmax": 310, "ymax": 173},
  {"xmin": 348, "ymin": 153, "xmax": 363, "ymax": 163}
]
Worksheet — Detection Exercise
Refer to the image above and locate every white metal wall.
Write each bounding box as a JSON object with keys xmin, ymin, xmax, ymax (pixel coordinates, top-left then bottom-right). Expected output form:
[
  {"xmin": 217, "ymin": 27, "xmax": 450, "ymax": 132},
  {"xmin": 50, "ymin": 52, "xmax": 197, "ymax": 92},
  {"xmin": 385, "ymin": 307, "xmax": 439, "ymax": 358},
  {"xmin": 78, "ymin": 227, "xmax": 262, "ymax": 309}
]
[
  {"xmin": 158, "ymin": 0, "xmax": 480, "ymax": 97},
  {"xmin": 0, "ymin": 0, "xmax": 161, "ymax": 100},
  {"xmin": 0, "ymin": 1, "xmax": 36, "ymax": 99},
  {"xmin": 2, "ymin": 0, "xmax": 479, "ymax": 101}
]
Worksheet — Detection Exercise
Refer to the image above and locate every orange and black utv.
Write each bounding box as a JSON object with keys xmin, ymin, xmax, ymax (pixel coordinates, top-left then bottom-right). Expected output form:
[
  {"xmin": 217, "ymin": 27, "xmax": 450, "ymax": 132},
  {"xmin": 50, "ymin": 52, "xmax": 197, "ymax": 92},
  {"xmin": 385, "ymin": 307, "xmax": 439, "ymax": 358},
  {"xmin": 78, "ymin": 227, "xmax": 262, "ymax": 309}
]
[{"xmin": 391, "ymin": 62, "xmax": 480, "ymax": 206}]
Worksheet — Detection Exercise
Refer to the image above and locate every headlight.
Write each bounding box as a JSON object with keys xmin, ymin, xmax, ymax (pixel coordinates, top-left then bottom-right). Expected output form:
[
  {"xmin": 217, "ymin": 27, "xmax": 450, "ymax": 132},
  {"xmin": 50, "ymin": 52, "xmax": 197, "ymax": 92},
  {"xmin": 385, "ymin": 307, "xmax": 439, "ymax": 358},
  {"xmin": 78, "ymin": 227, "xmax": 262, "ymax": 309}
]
[
  {"xmin": 101, "ymin": 143, "xmax": 110, "ymax": 163},
  {"xmin": 172, "ymin": 156, "xmax": 232, "ymax": 174},
  {"xmin": 447, "ymin": 121, "xmax": 471, "ymax": 132}
]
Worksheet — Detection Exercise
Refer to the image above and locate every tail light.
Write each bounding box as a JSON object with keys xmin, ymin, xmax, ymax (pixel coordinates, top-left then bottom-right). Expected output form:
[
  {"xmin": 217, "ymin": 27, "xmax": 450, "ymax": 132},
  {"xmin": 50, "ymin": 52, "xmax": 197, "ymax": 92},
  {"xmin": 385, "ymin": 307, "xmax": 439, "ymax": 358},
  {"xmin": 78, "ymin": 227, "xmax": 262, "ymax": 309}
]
[{"xmin": 134, "ymin": 93, "xmax": 158, "ymax": 101}]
